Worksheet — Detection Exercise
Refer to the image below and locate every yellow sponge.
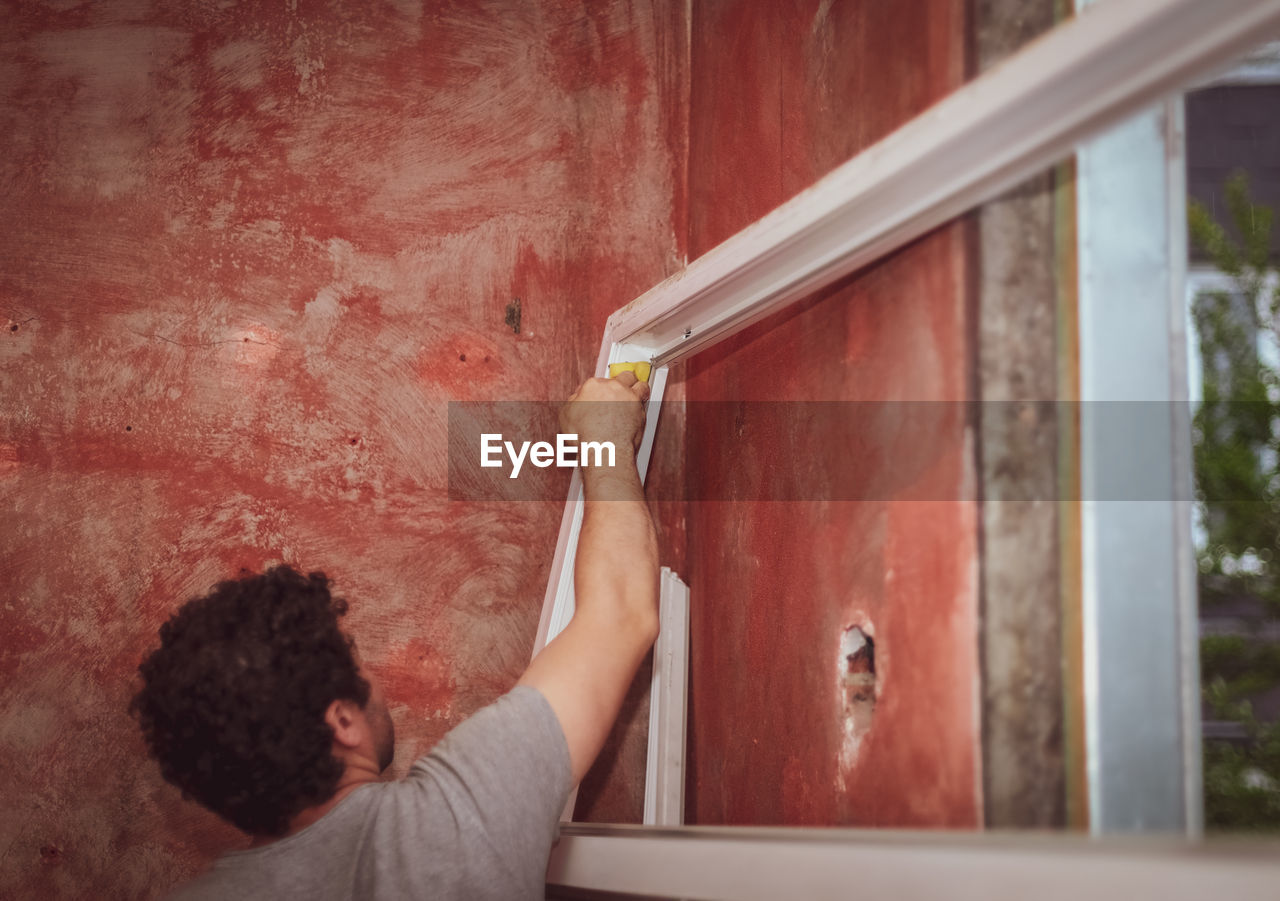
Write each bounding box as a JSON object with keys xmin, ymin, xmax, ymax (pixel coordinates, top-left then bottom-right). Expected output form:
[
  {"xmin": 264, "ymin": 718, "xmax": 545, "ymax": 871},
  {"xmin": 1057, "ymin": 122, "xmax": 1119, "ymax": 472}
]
[{"xmin": 607, "ymin": 361, "xmax": 652, "ymax": 383}]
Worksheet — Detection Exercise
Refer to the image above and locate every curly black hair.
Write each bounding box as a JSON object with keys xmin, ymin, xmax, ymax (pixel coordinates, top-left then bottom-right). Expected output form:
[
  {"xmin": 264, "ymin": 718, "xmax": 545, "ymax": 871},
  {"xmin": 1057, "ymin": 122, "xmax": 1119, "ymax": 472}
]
[{"xmin": 131, "ymin": 565, "xmax": 370, "ymax": 837}]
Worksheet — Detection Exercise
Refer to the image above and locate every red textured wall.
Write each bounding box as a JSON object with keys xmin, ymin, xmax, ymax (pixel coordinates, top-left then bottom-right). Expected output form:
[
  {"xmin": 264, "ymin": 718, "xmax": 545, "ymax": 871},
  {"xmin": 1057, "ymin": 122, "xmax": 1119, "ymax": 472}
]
[
  {"xmin": 3, "ymin": 0, "xmax": 985, "ymax": 891},
  {"xmin": 682, "ymin": 0, "xmax": 982, "ymax": 826},
  {"xmin": 0, "ymin": 1, "xmax": 684, "ymax": 896}
]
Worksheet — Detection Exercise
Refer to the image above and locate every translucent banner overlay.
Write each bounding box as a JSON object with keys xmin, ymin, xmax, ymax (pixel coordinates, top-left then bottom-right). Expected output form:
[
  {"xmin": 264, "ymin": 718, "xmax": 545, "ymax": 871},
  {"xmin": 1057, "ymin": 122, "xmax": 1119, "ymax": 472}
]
[{"xmin": 448, "ymin": 401, "xmax": 1263, "ymax": 502}]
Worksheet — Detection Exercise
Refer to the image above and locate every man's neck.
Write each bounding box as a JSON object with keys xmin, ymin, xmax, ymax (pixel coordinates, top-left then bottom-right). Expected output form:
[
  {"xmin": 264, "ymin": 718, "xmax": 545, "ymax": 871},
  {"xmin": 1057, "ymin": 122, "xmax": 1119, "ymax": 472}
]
[{"xmin": 249, "ymin": 767, "xmax": 381, "ymax": 848}]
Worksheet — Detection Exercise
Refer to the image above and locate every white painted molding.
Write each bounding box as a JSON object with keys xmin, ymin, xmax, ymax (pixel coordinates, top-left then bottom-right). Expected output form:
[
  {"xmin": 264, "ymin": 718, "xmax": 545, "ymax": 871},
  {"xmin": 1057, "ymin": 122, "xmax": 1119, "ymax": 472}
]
[{"xmin": 643, "ymin": 568, "xmax": 689, "ymax": 827}]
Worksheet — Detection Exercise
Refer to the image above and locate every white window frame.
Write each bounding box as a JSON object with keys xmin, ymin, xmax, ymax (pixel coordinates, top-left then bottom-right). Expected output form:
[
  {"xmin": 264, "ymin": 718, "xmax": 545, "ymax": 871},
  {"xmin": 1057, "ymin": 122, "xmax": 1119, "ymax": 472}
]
[
  {"xmin": 530, "ymin": 0, "xmax": 1280, "ymax": 890},
  {"xmin": 546, "ymin": 826, "xmax": 1280, "ymax": 900}
]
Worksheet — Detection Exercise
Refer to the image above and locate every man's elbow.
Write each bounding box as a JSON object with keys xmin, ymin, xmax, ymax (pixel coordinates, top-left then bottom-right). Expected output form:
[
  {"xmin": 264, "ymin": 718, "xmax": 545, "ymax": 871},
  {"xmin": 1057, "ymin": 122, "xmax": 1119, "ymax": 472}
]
[
  {"xmin": 615, "ymin": 591, "xmax": 659, "ymax": 652},
  {"xmin": 636, "ymin": 606, "xmax": 660, "ymax": 649}
]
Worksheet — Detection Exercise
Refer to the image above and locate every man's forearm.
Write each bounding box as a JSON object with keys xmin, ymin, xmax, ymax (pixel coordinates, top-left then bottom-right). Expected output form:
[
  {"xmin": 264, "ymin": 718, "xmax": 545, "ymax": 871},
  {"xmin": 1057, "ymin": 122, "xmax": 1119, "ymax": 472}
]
[{"xmin": 575, "ymin": 466, "xmax": 659, "ymax": 630}]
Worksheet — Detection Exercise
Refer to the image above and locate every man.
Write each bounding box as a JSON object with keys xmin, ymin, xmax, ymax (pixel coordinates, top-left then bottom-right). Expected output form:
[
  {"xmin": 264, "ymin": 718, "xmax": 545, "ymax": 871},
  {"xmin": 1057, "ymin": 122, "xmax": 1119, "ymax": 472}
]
[{"xmin": 131, "ymin": 372, "xmax": 658, "ymax": 900}]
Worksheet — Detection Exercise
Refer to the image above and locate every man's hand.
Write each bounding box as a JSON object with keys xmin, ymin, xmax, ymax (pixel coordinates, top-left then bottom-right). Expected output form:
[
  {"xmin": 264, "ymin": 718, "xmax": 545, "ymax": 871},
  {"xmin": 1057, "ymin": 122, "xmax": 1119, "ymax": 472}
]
[{"xmin": 559, "ymin": 371, "xmax": 650, "ymax": 454}]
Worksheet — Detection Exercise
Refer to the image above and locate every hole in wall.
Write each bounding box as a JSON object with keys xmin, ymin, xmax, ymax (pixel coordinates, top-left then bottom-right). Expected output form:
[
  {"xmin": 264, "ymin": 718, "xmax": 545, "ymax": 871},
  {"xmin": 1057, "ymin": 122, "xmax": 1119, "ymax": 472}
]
[
  {"xmin": 839, "ymin": 625, "xmax": 876, "ymax": 766},
  {"xmin": 841, "ymin": 626, "xmax": 875, "ymax": 701},
  {"xmin": 125, "ymin": 425, "xmax": 132, "ymax": 432},
  {"xmin": 458, "ymin": 353, "xmax": 466, "ymax": 362},
  {"xmin": 9, "ymin": 324, "xmax": 17, "ymax": 332}
]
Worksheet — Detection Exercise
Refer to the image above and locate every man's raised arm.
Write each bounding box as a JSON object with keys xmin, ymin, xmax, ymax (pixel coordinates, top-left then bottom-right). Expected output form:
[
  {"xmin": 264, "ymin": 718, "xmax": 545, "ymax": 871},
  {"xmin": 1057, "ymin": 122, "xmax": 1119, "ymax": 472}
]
[{"xmin": 517, "ymin": 372, "xmax": 660, "ymax": 786}]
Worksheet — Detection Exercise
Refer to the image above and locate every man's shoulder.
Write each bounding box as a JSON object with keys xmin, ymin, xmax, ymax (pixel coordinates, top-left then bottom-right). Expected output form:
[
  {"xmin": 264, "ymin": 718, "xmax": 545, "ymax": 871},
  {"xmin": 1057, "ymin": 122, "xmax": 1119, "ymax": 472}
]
[
  {"xmin": 162, "ymin": 786, "xmax": 387, "ymax": 901},
  {"xmin": 160, "ymin": 688, "xmax": 568, "ymax": 901}
]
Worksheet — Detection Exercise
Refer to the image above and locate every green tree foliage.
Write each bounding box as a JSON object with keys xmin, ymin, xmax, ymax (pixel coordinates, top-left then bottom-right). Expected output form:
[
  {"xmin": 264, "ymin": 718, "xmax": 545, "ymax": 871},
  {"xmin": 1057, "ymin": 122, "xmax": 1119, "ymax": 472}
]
[
  {"xmin": 1190, "ymin": 171, "xmax": 1280, "ymax": 831},
  {"xmin": 1189, "ymin": 172, "xmax": 1280, "ymax": 607},
  {"xmin": 1201, "ymin": 634, "xmax": 1280, "ymax": 701},
  {"xmin": 1202, "ymin": 696, "xmax": 1280, "ymax": 831}
]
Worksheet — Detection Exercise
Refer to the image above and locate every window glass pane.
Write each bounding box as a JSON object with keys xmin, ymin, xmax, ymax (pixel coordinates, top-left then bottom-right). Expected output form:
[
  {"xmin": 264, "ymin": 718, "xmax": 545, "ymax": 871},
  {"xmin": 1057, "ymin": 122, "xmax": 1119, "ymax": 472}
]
[{"xmin": 1186, "ymin": 40, "xmax": 1280, "ymax": 832}]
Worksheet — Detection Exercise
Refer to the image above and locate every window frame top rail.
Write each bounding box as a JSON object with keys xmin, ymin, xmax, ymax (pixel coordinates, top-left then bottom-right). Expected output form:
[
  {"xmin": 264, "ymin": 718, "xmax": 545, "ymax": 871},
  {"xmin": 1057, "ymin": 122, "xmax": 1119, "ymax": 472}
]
[{"xmin": 604, "ymin": 0, "xmax": 1280, "ymax": 368}]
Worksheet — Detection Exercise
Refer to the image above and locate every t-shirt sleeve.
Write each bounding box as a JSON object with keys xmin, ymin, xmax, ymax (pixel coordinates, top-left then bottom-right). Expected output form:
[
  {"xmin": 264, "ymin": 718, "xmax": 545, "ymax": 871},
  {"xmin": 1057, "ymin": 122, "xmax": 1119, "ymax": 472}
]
[{"xmin": 406, "ymin": 685, "xmax": 572, "ymax": 884}]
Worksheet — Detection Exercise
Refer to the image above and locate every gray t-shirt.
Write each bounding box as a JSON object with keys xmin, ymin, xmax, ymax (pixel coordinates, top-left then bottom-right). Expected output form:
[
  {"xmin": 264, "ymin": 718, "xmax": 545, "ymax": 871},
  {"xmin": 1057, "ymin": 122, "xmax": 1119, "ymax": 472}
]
[{"xmin": 170, "ymin": 685, "xmax": 572, "ymax": 901}]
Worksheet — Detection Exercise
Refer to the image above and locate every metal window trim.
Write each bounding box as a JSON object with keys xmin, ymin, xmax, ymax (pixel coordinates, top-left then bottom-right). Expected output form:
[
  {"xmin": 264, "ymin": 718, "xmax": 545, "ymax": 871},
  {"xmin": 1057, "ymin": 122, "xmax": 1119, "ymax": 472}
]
[{"xmin": 1074, "ymin": 82, "xmax": 1201, "ymax": 832}]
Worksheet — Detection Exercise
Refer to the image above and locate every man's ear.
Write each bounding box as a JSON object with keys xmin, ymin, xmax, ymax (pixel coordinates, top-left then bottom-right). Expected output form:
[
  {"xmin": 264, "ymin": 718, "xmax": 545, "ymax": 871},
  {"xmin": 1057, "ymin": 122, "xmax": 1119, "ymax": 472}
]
[{"xmin": 324, "ymin": 699, "xmax": 364, "ymax": 750}]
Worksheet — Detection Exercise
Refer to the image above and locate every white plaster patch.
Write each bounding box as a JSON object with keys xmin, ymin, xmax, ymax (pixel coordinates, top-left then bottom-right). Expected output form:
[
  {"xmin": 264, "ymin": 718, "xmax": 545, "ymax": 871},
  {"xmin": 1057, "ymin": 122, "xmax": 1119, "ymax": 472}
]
[
  {"xmin": 325, "ymin": 238, "xmax": 359, "ymax": 275},
  {"xmin": 300, "ymin": 286, "xmax": 344, "ymax": 357},
  {"xmin": 245, "ymin": 218, "xmax": 284, "ymax": 238},
  {"xmin": 207, "ymin": 199, "xmax": 237, "ymax": 230},
  {"xmin": 190, "ymin": 495, "xmax": 293, "ymax": 550},
  {"xmin": 18, "ymin": 574, "xmax": 51, "ymax": 613},
  {"xmin": 232, "ymin": 324, "xmax": 282, "ymax": 370},
  {"xmin": 0, "ymin": 688, "xmax": 61, "ymax": 755},
  {"xmin": 210, "ymin": 39, "xmax": 267, "ymax": 90},
  {"xmin": 206, "ymin": 118, "xmax": 257, "ymax": 155},
  {"xmin": 291, "ymin": 36, "xmax": 326, "ymax": 96},
  {"xmin": 324, "ymin": 239, "xmax": 398, "ymax": 299}
]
